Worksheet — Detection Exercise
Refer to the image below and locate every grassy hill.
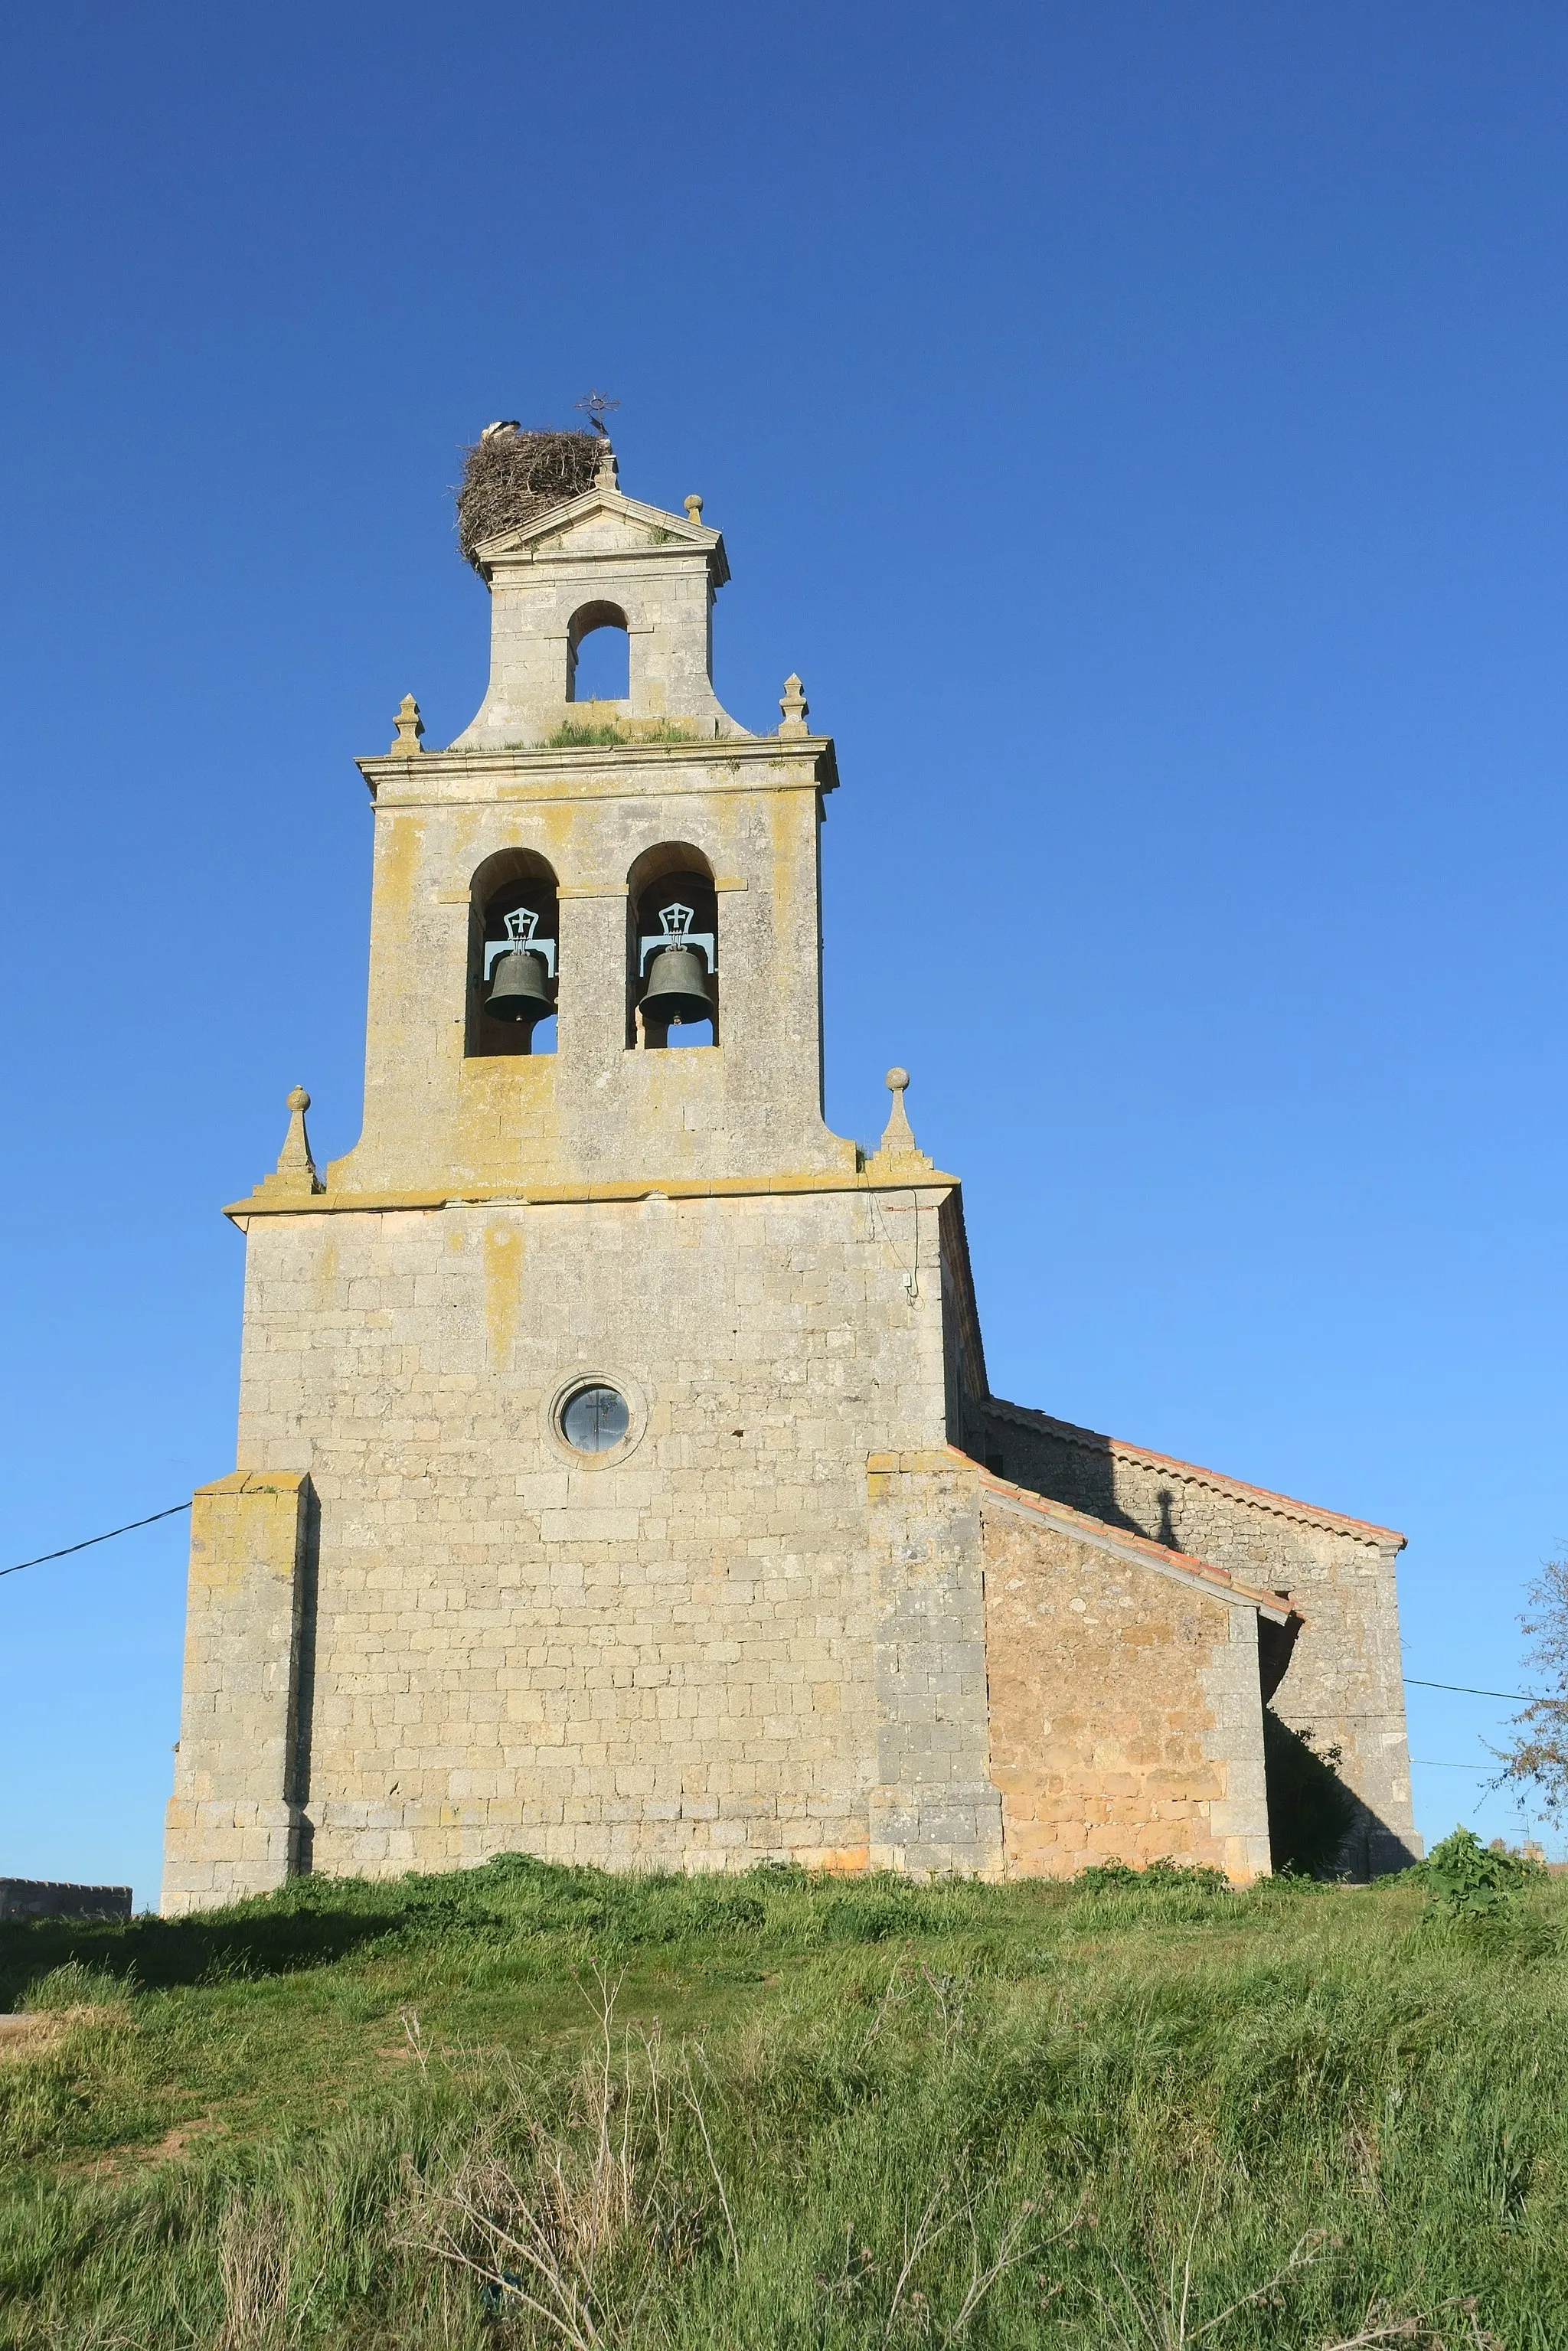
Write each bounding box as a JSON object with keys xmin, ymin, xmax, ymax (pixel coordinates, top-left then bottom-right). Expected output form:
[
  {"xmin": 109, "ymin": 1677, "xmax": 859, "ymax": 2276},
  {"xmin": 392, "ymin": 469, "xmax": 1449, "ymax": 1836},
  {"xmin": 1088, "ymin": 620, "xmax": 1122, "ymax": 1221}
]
[{"xmin": 1, "ymin": 1859, "xmax": 1564, "ymax": 2349}]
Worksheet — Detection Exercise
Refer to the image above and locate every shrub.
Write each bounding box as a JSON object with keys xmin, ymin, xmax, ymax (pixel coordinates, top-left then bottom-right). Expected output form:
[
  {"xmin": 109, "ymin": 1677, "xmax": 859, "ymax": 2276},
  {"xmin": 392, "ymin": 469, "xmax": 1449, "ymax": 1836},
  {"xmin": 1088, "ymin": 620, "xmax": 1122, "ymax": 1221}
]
[
  {"xmin": 1416, "ymin": 1826, "xmax": 1542, "ymax": 1922},
  {"xmin": 1073, "ymin": 1858, "xmax": 1230, "ymax": 1894}
]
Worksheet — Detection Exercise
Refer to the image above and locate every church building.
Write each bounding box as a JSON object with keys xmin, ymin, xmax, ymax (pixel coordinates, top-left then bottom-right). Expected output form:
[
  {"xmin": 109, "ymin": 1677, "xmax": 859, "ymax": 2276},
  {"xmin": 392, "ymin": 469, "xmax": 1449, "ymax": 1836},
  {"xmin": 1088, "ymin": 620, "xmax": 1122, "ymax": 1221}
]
[{"xmin": 161, "ymin": 431, "xmax": 1419, "ymax": 1912}]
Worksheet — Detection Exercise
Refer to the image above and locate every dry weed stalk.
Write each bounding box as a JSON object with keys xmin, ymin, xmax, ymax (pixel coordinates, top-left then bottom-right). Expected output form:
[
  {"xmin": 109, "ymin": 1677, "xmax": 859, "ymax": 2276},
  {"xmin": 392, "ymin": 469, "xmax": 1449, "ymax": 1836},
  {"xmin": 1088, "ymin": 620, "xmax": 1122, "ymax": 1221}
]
[
  {"xmin": 1096, "ymin": 2181, "xmax": 1325, "ymax": 2351},
  {"xmin": 400, "ymin": 1968, "xmax": 710, "ymax": 2346},
  {"xmin": 877, "ymin": 2173, "xmax": 1064, "ymax": 2346},
  {"xmin": 920, "ymin": 1965, "xmax": 972, "ymax": 2062},
  {"xmin": 940, "ymin": 2198, "xmax": 1050, "ymax": 2344},
  {"xmin": 678, "ymin": 2046, "xmax": 739, "ymax": 2274},
  {"xmin": 214, "ymin": 2198, "xmax": 290, "ymax": 2351},
  {"xmin": 858, "ymin": 1954, "xmax": 916, "ymax": 2055},
  {"xmin": 400, "ymin": 2007, "xmax": 429, "ymax": 2073},
  {"xmin": 1098, "ymin": 2225, "xmax": 1503, "ymax": 2351},
  {"xmin": 884, "ymin": 2181, "xmax": 958, "ymax": 2340},
  {"xmin": 1320, "ymin": 2300, "xmax": 1504, "ymax": 2350}
]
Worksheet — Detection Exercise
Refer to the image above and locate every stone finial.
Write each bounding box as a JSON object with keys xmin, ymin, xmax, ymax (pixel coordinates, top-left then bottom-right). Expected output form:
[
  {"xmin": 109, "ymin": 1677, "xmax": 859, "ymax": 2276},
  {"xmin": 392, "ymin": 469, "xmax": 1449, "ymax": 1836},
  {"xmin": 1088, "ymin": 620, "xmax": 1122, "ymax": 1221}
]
[
  {"xmin": 252, "ymin": 1085, "xmax": 325, "ymax": 1200},
  {"xmin": 390, "ymin": 694, "xmax": 425, "ymax": 756},
  {"xmin": 684, "ymin": 493, "xmax": 704, "ymax": 524},
  {"xmin": 865, "ymin": 1065, "xmax": 936, "ymax": 1179},
  {"xmin": 594, "ymin": 444, "xmax": 619, "ymax": 492},
  {"xmin": 881, "ymin": 1069, "xmax": 914, "ymax": 1151},
  {"xmin": 779, "ymin": 674, "xmax": 810, "ymax": 737}
]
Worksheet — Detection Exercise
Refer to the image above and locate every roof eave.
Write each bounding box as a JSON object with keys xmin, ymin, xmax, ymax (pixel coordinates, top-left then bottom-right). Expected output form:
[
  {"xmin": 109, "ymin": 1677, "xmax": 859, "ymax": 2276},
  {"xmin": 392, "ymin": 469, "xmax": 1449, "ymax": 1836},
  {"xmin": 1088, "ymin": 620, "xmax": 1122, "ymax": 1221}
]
[
  {"xmin": 962, "ymin": 1452, "xmax": 1295, "ymax": 1621},
  {"xmin": 983, "ymin": 1397, "xmax": 1406, "ymax": 1551}
]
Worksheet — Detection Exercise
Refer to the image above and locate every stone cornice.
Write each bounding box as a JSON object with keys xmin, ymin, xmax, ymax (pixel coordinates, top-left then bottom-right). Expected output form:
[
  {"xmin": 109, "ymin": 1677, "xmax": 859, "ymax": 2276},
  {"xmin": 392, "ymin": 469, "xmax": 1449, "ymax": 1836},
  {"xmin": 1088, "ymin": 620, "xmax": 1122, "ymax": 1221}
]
[
  {"xmin": 486, "ymin": 538, "xmax": 728, "ymax": 589},
  {"xmin": 358, "ymin": 735, "xmax": 839, "ymax": 802},
  {"xmin": 225, "ymin": 1166, "xmax": 959, "ymax": 1227}
]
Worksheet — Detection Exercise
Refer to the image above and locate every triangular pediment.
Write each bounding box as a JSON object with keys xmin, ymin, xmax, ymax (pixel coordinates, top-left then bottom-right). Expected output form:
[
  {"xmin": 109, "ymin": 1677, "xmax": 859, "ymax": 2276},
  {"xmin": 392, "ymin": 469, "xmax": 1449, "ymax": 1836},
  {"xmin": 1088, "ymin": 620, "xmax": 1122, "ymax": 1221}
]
[{"xmin": 474, "ymin": 485, "xmax": 727, "ymax": 576}]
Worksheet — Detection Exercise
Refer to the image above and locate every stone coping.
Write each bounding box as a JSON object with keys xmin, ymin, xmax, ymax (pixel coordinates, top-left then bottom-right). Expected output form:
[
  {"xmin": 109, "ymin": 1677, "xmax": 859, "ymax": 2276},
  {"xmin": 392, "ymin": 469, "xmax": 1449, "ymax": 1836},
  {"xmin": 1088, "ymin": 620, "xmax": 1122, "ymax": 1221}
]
[{"xmin": 227, "ymin": 1167, "xmax": 959, "ymax": 1223}]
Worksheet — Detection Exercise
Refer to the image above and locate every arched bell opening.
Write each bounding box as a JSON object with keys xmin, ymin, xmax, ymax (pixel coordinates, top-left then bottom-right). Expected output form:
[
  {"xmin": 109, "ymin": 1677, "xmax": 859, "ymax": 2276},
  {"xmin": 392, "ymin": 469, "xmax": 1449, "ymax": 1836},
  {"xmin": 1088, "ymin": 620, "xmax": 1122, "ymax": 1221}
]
[
  {"xmin": 626, "ymin": 844, "xmax": 718, "ymax": 1050},
  {"xmin": 567, "ymin": 601, "xmax": 629, "ymax": 704},
  {"xmin": 467, "ymin": 849, "xmax": 560, "ymax": 1058}
]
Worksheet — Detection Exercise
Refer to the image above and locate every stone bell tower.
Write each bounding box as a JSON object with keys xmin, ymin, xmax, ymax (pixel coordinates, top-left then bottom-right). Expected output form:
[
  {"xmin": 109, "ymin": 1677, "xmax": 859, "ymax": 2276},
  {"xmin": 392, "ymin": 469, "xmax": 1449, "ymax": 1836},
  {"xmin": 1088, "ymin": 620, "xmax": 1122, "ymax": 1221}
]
[
  {"xmin": 161, "ymin": 436, "xmax": 1008, "ymax": 1909},
  {"xmin": 162, "ymin": 430, "xmax": 1417, "ymax": 1911},
  {"xmin": 335, "ymin": 445, "xmax": 858, "ymax": 1201}
]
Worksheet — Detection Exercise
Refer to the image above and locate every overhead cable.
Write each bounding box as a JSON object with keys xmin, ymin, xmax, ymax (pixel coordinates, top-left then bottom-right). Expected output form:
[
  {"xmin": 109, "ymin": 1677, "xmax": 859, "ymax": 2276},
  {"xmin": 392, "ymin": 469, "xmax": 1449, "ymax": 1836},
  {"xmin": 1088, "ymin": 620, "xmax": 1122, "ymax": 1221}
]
[
  {"xmin": 0, "ymin": 1503, "xmax": 191, "ymax": 1581},
  {"xmin": 1404, "ymin": 1676, "xmax": 1531, "ymax": 1703}
]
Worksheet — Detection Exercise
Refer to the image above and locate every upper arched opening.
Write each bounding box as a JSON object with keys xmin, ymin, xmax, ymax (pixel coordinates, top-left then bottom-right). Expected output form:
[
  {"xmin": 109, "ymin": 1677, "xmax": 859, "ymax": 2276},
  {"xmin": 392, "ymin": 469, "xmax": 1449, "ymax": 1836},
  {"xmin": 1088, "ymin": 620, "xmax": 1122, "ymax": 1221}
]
[
  {"xmin": 626, "ymin": 841, "xmax": 714, "ymax": 900},
  {"xmin": 567, "ymin": 601, "xmax": 629, "ymax": 703}
]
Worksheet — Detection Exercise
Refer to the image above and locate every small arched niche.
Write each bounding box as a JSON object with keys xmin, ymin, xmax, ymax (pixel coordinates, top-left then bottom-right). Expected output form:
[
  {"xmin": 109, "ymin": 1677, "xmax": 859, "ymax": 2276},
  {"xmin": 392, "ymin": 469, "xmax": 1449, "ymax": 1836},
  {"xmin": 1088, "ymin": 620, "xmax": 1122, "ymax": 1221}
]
[
  {"xmin": 628, "ymin": 844, "xmax": 718, "ymax": 1050},
  {"xmin": 567, "ymin": 601, "xmax": 629, "ymax": 704},
  {"xmin": 468, "ymin": 848, "xmax": 560, "ymax": 1057}
]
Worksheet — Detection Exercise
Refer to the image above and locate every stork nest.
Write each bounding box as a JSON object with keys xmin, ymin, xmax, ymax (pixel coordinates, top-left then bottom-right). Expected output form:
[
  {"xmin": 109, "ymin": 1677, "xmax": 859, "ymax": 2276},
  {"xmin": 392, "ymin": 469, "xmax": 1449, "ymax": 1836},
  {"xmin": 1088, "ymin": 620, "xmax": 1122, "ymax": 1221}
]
[{"xmin": 455, "ymin": 427, "xmax": 604, "ymax": 570}]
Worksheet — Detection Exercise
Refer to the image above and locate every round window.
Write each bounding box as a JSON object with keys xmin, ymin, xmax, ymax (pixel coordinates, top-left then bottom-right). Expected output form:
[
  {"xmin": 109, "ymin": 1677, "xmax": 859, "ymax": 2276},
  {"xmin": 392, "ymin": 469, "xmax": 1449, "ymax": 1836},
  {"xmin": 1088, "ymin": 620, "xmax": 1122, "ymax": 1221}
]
[{"xmin": 559, "ymin": 1383, "xmax": 631, "ymax": 1454}]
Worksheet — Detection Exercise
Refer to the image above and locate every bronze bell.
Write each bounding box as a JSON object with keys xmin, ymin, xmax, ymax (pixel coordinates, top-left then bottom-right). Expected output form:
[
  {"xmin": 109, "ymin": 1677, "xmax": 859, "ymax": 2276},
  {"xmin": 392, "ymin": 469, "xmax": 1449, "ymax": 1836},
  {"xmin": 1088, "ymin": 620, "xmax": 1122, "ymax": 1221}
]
[
  {"xmin": 484, "ymin": 948, "xmax": 553, "ymax": 1027},
  {"xmin": 641, "ymin": 943, "xmax": 713, "ymax": 1027}
]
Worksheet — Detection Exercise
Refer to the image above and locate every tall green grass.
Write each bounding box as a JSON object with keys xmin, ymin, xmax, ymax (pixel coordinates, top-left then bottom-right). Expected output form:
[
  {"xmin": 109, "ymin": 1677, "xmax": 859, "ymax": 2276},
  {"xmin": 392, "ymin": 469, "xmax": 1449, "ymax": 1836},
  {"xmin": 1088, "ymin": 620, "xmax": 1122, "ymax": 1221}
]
[{"xmin": 1, "ymin": 1859, "xmax": 1563, "ymax": 2347}]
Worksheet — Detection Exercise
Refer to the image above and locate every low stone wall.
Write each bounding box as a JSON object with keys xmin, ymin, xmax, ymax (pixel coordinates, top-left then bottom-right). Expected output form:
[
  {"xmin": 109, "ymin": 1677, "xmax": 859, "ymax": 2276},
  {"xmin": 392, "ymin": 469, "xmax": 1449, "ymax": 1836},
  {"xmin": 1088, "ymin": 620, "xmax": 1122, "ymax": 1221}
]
[{"xmin": 0, "ymin": 1880, "xmax": 132, "ymax": 1922}]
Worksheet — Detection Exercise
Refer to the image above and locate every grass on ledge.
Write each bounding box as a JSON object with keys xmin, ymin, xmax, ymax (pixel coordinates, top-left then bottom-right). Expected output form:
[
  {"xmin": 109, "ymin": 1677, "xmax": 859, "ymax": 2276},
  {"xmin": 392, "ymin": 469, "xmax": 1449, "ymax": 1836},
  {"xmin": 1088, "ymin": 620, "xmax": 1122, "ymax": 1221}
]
[
  {"xmin": 2, "ymin": 1857, "xmax": 1565, "ymax": 2349},
  {"xmin": 546, "ymin": 713, "xmax": 699, "ymax": 748}
]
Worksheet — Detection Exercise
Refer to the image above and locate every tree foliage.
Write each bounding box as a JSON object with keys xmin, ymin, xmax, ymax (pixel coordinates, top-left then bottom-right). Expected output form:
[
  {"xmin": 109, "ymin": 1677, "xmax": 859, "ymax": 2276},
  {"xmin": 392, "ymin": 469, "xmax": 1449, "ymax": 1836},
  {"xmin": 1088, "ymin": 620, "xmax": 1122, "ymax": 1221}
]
[{"xmin": 1493, "ymin": 1555, "xmax": 1568, "ymax": 1821}]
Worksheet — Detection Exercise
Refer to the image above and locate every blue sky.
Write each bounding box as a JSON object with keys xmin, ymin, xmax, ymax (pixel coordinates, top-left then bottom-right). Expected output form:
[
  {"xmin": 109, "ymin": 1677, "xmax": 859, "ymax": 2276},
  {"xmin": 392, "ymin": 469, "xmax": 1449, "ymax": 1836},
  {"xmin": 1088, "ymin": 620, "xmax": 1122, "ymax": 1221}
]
[{"xmin": 4, "ymin": 5, "xmax": 1567, "ymax": 1904}]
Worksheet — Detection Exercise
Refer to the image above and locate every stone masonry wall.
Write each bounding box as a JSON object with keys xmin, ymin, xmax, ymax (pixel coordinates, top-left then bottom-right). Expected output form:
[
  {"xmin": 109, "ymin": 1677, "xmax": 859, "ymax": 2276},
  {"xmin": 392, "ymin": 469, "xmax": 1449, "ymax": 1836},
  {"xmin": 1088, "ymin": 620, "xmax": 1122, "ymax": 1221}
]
[
  {"xmin": 974, "ymin": 1403, "xmax": 1418, "ymax": 1873},
  {"xmin": 980, "ymin": 1492, "xmax": 1272, "ymax": 1882},
  {"xmin": 200, "ymin": 1179, "xmax": 998, "ymax": 1895}
]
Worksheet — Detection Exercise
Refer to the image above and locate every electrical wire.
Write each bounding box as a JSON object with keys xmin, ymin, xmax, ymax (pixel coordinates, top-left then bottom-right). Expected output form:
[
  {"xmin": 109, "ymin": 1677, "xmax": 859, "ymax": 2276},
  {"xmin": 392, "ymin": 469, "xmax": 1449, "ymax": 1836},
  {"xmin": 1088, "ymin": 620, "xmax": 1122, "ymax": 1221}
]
[
  {"xmin": 0, "ymin": 1514, "xmax": 1559, "ymax": 1740},
  {"xmin": 1405, "ymin": 1676, "xmax": 1530, "ymax": 1703},
  {"xmin": 0, "ymin": 1503, "xmax": 191, "ymax": 1580}
]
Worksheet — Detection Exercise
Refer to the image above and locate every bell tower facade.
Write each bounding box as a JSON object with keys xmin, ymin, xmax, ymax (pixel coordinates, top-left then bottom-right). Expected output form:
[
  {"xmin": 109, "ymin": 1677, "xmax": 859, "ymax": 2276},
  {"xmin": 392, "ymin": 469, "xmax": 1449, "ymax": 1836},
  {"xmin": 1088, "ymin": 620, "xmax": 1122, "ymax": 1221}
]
[
  {"xmin": 337, "ymin": 454, "xmax": 857, "ymax": 1203},
  {"xmin": 162, "ymin": 450, "xmax": 1008, "ymax": 1909},
  {"xmin": 163, "ymin": 437, "xmax": 1416, "ymax": 1912}
]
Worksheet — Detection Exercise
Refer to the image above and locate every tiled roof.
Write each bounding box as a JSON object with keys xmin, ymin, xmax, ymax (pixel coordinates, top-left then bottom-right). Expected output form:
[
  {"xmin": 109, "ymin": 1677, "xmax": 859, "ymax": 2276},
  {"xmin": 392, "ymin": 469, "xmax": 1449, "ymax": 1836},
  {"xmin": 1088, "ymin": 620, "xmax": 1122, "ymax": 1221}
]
[
  {"xmin": 962, "ymin": 1451, "xmax": 1295, "ymax": 1623},
  {"xmin": 983, "ymin": 1398, "xmax": 1405, "ymax": 1551}
]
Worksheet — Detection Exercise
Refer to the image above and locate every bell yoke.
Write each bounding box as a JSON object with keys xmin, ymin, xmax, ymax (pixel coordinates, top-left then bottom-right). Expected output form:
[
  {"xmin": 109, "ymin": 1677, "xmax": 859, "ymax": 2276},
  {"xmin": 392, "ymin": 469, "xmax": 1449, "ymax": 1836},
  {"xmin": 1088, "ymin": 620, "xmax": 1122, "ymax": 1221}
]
[{"xmin": 481, "ymin": 873, "xmax": 719, "ymax": 1043}]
